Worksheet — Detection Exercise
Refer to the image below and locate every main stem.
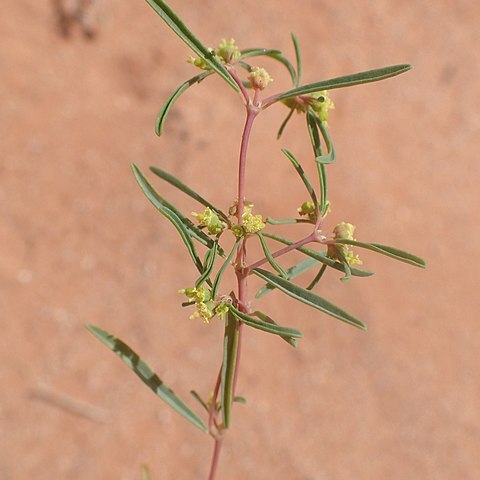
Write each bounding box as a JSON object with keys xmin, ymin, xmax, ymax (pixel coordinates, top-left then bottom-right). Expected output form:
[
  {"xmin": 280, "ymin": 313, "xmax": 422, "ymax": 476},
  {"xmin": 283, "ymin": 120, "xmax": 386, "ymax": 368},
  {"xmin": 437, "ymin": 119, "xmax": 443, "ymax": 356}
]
[{"xmin": 207, "ymin": 100, "xmax": 259, "ymax": 480}]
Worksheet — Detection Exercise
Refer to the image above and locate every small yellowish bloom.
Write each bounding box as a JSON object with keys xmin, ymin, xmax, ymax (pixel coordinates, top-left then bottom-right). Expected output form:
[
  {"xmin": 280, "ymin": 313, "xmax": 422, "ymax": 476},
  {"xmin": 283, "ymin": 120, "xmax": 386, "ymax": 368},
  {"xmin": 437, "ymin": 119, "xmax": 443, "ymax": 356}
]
[
  {"xmin": 327, "ymin": 222, "xmax": 362, "ymax": 265},
  {"xmin": 297, "ymin": 201, "xmax": 317, "ymax": 222},
  {"xmin": 248, "ymin": 66, "xmax": 273, "ymax": 90},
  {"xmin": 187, "ymin": 54, "xmax": 213, "ymax": 71},
  {"xmin": 216, "ymin": 38, "xmax": 241, "ymax": 64},
  {"xmin": 242, "ymin": 212, "xmax": 266, "ymax": 234},
  {"xmin": 309, "ymin": 90, "xmax": 334, "ymax": 125},
  {"xmin": 215, "ymin": 302, "xmax": 230, "ymax": 320},
  {"xmin": 190, "ymin": 302, "xmax": 215, "ymax": 323},
  {"xmin": 192, "ymin": 207, "xmax": 226, "ymax": 235}
]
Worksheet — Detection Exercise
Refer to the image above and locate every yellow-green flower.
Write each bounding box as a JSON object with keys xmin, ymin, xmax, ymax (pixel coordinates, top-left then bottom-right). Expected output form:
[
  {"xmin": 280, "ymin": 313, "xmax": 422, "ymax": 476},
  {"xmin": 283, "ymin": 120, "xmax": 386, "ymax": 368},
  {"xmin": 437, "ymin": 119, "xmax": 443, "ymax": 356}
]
[
  {"xmin": 297, "ymin": 201, "xmax": 317, "ymax": 222},
  {"xmin": 242, "ymin": 212, "xmax": 265, "ymax": 234},
  {"xmin": 187, "ymin": 53, "xmax": 213, "ymax": 71},
  {"xmin": 215, "ymin": 302, "xmax": 230, "ymax": 320},
  {"xmin": 192, "ymin": 207, "xmax": 226, "ymax": 235},
  {"xmin": 309, "ymin": 90, "xmax": 334, "ymax": 124},
  {"xmin": 248, "ymin": 66, "xmax": 273, "ymax": 90},
  {"xmin": 216, "ymin": 38, "xmax": 241, "ymax": 64},
  {"xmin": 327, "ymin": 222, "xmax": 362, "ymax": 265}
]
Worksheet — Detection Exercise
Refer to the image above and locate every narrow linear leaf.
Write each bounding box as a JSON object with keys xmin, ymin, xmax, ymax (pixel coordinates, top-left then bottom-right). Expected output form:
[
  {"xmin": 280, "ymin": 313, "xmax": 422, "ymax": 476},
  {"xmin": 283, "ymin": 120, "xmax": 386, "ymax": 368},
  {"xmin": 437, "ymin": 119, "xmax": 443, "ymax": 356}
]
[
  {"xmin": 195, "ymin": 240, "xmax": 218, "ymax": 288},
  {"xmin": 144, "ymin": 0, "xmax": 238, "ymax": 91},
  {"xmin": 291, "ymin": 33, "xmax": 302, "ymax": 87},
  {"xmin": 131, "ymin": 167, "xmax": 215, "ymax": 250},
  {"xmin": 262, "ymin": 232, "xmax": 374, "ymax": 278},
  {"xmin": 315, "ymin": 115, "xmax": 336, "ymax": 165},
  {"xmin": 276, "ymin": 64, "xmax": 413, "ymax": 102},
  {"xmin": 306, "ymin": 264, "xmax": 328, "ymax": 290},
  {"xmin": 230, "ymin": 305, "xmax": 303, "ymax": 339},
  {"xmin": 306, "ymin": 112, "xmax": 328, "ymax": 214},
  {"xmin": 149, "ymin": 166, "xmax": 229, "ymax": 222},
  {"xmin": 212, "ymin": 239, "xmax": 241, "ymax": 298},
  {"xmin": 281, "ymin": 148, "xmax": 319, "ymax": 210},
  {"xmin": 335, "ymin": 239, "xmax": 427, "ymax": 268},
  {"xmin": 156, "ymin": 71, "xmax": 212, "ymax": 136},
  {"xmin": 241, "ymin": 48, "xmax": 297, "ymax": 85},
  {"xmin": 132, "ymin": 164, "xmax": 203, "ymax": 272},
  {"xmin": 85, "ymin": 324, "xmax": 207, "ymax": 432},
  {"xmin": 190, "ymin": 390, "xmax": 209, "ymax": 413},
  {"xmin": 221, "ymin": 311, "xmax": 239, "ymax": 428},
  {"xmin": 256, "ymin": 257, "xmax": 321, "ymax": 298},
  {"xmin": 240, "ymin": 48, "xmax": 282, "ymax": 59},
  {"xmin": 251, "ymin": 310, "xmax": 299, "ymax": 348},
  {"xmin": 252, "ymin": 268, "xmax": 367, "ymax": 331},
  {"xmin": 233, "ymin": 396, "xmax": 247, "ymax": 404},
  {"xmin": 276, "ymin": 107, "xmax": 295, "ymax": 140},
  {"xmin": 266, "ymin": 217, "xmax": 312, "ymax": 225},
  {"xmin": 257, "ymin": 232, "xmax": 288, "ymax": 278}
]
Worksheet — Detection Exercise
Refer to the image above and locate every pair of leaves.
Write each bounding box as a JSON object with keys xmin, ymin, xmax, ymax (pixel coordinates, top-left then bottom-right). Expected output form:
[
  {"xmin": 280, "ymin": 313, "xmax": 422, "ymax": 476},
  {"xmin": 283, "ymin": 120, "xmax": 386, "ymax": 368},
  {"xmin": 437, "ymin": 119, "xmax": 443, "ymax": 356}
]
[
  {"xmin": 132, "ymin": 164, "xmax": 204, "ymax": 273},
  {"xmin": 262, "ymin": 232, "xmax": 374, "ymax": 278},
  {"xmin": 252, "ymin": 268, "xmax": 367, "ymax": 331},
  {"xmin": 86, "ymin": 324, "xmax": 207, "ymax": 432},
  {"xmin": 145, "ymin": 0, "xmax": 238, "ymax": 91}
]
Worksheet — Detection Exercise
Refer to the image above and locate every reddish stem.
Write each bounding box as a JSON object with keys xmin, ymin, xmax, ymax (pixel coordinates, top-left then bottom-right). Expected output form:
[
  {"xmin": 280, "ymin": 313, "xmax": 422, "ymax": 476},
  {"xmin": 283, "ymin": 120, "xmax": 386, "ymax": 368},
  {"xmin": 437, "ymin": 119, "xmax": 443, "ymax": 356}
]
[
  {"xmin": 245, "ymin": 234, "xmax": 316, "ymax": 273},
  {"xmin": 208, "ymin": 437, "xmax": 223, "ymax": 480}
]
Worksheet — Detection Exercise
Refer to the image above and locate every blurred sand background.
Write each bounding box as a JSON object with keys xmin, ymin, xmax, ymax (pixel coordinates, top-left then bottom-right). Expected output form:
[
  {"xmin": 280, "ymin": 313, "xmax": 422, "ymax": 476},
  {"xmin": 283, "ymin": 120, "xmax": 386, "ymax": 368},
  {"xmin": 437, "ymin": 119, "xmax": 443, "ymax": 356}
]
[{"xmin": 1, "ymin": 1, "xmax": 479, "ymax": 479}]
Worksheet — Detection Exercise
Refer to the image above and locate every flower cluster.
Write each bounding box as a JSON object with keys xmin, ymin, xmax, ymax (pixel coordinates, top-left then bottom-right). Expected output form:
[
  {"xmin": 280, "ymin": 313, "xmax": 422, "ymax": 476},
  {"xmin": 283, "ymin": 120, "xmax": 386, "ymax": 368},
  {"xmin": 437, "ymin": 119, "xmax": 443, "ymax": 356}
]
[
  {"xmin": 327, "ymin": 222, "xmax": 362, "ymax": 265},
  {"xmin": 187, "ymin": 38, "xmax": 241, "ymax": 69},
  {"xmin": 297, "ymin": 201, "xmax": 317, "ymax": 222},
  {"xmin": 248, "ymin": 66, "xmax": 273, "ymax": 90},
  {"xmin": 282, "ymin": 90, "xmax": 334, "ymax": 125},
  {"xmin": 229, "ymin": 201, "xmax": 265, "ymax": 237},
  {"xmin": 178, "ymin": 287, "xmax": 231, "ymax": 323},
  {"xmin": 192, "ymin": 208, "xmax": 226, "ymax": 235}
]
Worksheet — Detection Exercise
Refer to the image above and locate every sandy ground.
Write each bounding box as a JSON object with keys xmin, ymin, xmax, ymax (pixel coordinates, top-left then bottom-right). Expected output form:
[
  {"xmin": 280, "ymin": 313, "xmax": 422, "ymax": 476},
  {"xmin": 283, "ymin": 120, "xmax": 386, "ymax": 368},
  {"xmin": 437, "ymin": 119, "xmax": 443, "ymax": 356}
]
[{"xmin": 1, "ymin": 1, "xmax": 479, "ymax": 479}]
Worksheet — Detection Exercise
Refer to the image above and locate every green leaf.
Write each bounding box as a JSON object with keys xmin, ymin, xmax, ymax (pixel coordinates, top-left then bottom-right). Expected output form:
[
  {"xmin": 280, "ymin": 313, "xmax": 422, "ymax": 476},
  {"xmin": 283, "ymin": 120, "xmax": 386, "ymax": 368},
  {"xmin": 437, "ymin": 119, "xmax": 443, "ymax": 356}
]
[
  {"xmin": 233, "ymin": 396, "xmax": 247, "ymax": 404},
  {"xmin": 195, "ymin": 240, "xmax": 218, "ymax": 288},
  {"xmin": 306, "ymin": 264, "xmax": 328, "ymax": 290},
  {"xmin": 275, "ymin": 64, "xmax": 413, "ymax": 102},
  {"xmin": 144, "ymin": 0, "xmax": 238, "ymax": 92},
  {"xmin": 252, "ymin": 268, "xmax": 367, "ymax": 331},
  {"xmin": 156, "ymin": 71, "xmax": 212, "ymax": 136},
  {"xmin": 85, "ymin": 324, "xmax": 207, "ymax": 432},
  {"xmin": 291, "ymin": 33, "xmax": 302, "ymax": 87},
  {"xmin": 240, "ymin": 48, "xmax": 296, "ymax": 85},
  {"xmin": 230, "ymin": 305, "xmax": 303, "ymax": 340},
  {"xmin": 306, "ymin": 112, "xmax": 328, "ymax": 214},
  {"xmin": 190, "ymin": 390, "xmax": 209, "ymax": 413},
  {"xmin": 262, "ymin": 232, "xmax": 374, "ymax": 278},
  {"xmin": 131, "ymin": 166, "xmax": 215, "ymax": 250},
  {"xmin": 257, "ymin": 232, "xmax": 288, "ymax": 278},
  {"xmin": 256, "ymin": 257, "xmax": 321, "ymax": 298},
  {"xmin": 315, "ymin": 115, "xmax": 335, "ymax": 165},
  {"xmin": 251, "ymin": 310, "xmax": 299, "ymax": 348},
  {"xmin": 266, "ymin": 217, "xmax": 312, "ymax": 225},
  {"xmin": 221, "ymin": 311, "xmax": 239, "ymax": 428},
  {"xmin": 276, "ymin": 107, "xmax": 295, "ymax": 140},
  {"xmin": 335, "ymin": 239, "xmax": 427, "ymax": 268},
  {"xmin": 212, "ymin": 239, "xmax": 241, "ymax": 298},
  {"xmin": 149, "ymin": 166, "xmax": 229, "ymax": 222},
  {"xmin": 132, "ymin": 164, "xmax": 203, "ymax": 272},
  {"xmin": 239, "ymin": 48, "xmax": 282, "ymax": 59},
  {"xmin": 281, "ymin": 148, "xmax": 319, "ymax": 211}
]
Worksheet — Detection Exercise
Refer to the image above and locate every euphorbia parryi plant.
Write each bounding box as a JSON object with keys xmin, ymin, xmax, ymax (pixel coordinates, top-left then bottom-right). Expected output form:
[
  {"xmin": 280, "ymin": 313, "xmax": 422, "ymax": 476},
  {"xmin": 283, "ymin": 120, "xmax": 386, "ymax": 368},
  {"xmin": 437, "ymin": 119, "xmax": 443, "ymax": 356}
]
[{"xmin": 86, "ymin": 1, "xmax": 426, "ymax": 478}]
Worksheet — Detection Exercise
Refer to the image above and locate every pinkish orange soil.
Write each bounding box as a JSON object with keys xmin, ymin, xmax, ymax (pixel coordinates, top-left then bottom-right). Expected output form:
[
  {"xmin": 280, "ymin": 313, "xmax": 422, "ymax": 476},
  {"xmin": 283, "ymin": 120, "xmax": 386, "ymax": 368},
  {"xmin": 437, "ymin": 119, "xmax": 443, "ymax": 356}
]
[{"xmin": 1, "ymin": 1, "xmax": 479, "ymax": 479}]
